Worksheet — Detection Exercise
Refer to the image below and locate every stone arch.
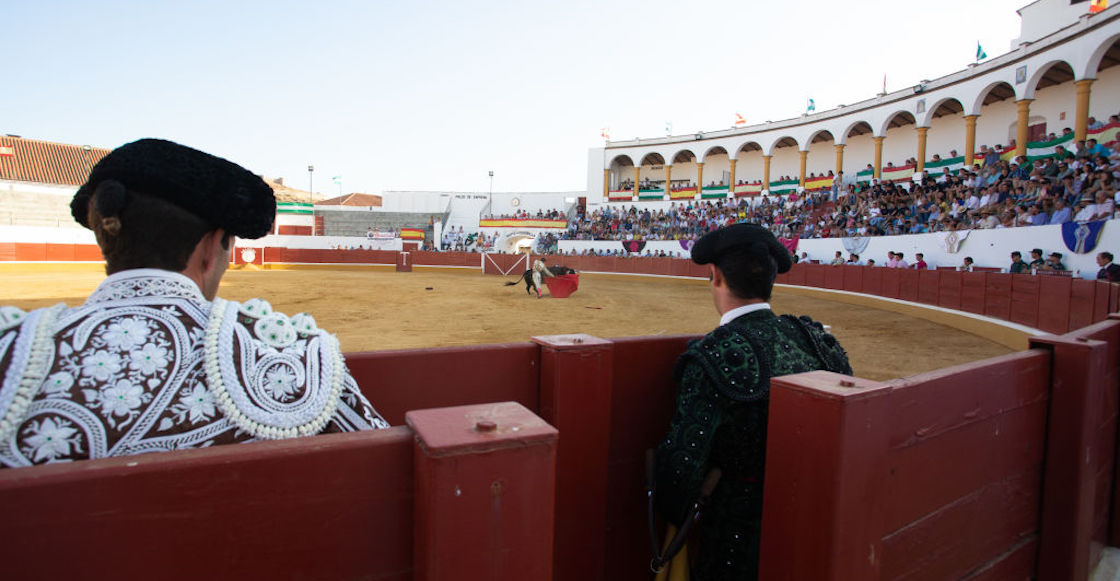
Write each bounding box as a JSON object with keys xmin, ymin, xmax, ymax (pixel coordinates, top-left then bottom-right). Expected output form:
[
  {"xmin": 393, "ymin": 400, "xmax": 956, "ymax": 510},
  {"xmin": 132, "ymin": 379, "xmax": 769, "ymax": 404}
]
[
  {"xmin": 1025, "ymin": 59, "xmax": 1077, "ymax": 97},
  {"xmin": 918, "ymin": 97, "xmax": 965, "ymax": 127},
  {"xmin": 701, "ymin": 146, "xmax": 728, "ymax": 162},
  {"xmin": 764, "ymin": 136, "xmax": 799, "ymax": 156},
  {"xmin": 1081, "ymin": 32, "xmax": 1120, "ymax": 79},
  {"xmin": 808, "ymin": 129, "xmax": 835, "ymax": 145},
  {"xmin": 639, "ymin": 152, "xmax": 665, "ymax": 166},
  {"xmin": 877, "ymin": 110, "xmax": 917, "ymax": 137},
  {"xmin": 670, "ymin": 149, "xmax": 697, "ymax": 164},
  {"xmin": 607, "ymin": 154, "xmax": 634, "ymax": 169},
  {"xmin": 968, "ymin": 81, "xmax": 1017, "ymax": 116},
  {"xmin": 840, "ymin": 120, "xmax": 874, "ymax": 143},
  {"xmin": 733, "ymin": 141, "xmax": 764, "ymax": 158}
]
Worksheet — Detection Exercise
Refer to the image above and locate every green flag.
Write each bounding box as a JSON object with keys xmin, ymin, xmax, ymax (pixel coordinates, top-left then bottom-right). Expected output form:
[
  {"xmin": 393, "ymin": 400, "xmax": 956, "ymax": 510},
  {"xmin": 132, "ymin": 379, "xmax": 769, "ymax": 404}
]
[
  {"xmin": 332, "ymin": 175, "xmax": 342, "ymax": 185},
  {"xmin": 807, "ymin": 98, "xmax": 816, "ymax": 113},
  {"xmin": 976, "ymin": 43, "xmax": 987, "ymax": 61}
]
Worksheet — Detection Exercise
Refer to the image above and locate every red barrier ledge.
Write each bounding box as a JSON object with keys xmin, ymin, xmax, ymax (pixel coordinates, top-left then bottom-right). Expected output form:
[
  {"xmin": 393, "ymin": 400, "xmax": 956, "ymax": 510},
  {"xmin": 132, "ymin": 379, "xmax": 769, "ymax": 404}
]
[{"xmin": 407, "ymin": 402, "xmax": 558, "ymax": 581}]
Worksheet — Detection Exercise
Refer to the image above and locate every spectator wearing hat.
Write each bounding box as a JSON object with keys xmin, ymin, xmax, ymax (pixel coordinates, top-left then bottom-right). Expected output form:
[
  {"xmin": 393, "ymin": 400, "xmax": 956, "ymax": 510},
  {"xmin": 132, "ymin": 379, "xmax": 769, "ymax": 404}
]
[
  {"xmin": 1009, "ymin": 251, "xmax": 1031, "ymax": 274},
  {"xmin": 0, "ymin": 139, "xmax": 388, "ymax": 469},
  {"xmin": 1043, "ymin": 252, "xmax": 1067, "ymax": 272},
  {"xmin": 1029, "ymin": 248, "xmax": 1047, "ymax": 270},
  {"xmin": 655, "ymin": 224, "xmax": 851, "ymax": 580}
]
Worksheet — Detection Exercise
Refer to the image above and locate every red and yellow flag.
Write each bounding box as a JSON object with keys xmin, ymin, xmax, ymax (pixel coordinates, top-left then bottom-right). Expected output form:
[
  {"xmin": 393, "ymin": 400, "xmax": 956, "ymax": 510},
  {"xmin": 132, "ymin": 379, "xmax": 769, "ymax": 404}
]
[
  {"xmin": 400, "ymin": 228, "xmax": 425, "ymax": 240},
  {"xmin": 0, "ymin": 146, "xmax": 14, "ymax": 157},
  {"xmin": 1091, "ymin": 0, "xmax": 1108, "ymax": 13}
]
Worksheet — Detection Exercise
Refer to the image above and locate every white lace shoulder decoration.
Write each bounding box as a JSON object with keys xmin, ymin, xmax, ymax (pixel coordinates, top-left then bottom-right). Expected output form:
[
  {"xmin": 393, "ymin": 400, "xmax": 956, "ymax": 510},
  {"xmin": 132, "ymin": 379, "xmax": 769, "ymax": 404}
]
[
  {"xmin": 204, "ymin": 297, "xmax": 344, "ymax": 440},
  {"xmin": 0, "ymin": 304, "xmax": 65, "ymax": 446},
  {"xmin": 0, "ymin": 306, "xmax": 28, "ymax": 332}
]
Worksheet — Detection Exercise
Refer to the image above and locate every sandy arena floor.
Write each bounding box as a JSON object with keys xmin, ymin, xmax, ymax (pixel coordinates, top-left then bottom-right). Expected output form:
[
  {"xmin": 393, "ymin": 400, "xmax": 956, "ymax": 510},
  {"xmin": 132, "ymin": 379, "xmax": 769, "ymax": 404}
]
[{"xmin": 0, "ymin": 267, "xmax": 1015, "ymax": 381}]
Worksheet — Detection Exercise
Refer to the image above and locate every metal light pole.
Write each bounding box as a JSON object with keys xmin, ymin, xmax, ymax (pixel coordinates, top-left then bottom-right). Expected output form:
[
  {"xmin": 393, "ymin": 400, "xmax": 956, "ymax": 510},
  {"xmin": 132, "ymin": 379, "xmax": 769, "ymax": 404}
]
[
  {"xmin": 308, "ymin": 165, "xmax": 314, "ymax": 198},
  {"xmin": 488, "ymin": 170, "xmax": 494, "ymax": 217}
]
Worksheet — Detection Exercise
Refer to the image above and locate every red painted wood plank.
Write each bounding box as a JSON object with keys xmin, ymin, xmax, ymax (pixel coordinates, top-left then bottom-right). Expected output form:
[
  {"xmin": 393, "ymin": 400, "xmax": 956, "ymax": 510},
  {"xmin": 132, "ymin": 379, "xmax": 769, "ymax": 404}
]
[
  {"xmin": 898, "ymin": 269, "xmax": 919, "ymax": 301},
  {"xmin": 917, "ymin": 269, "xmax": 939, "ymax": 306},
  {"xmin": 882, "ymin": 267, "xmax": 901, "ymax": 299},
  {"xmin": 1070, "ymin": 279, "xmax": 1098, "ymax": 331},
  {"xmin": 984, "ymin": 274, "xmax": 1012, "ymax": 320},
  {"xmin": 1038, "ymin": 275, "xmax": 1074, "ymax": 334},
  {"xmin": 961, "ymin": 536, "xmax": 1037, "ymax": 581},
  {"xmin": 938, "ymin": 270, "xmax": 962, "ymax": 310},
  {"xmin": 863, "ymin": 266, "xmax": 883, "ymax": 296},
  {"xmin": 1010, "ymin": 275, "xmax": 1040, "ymax": 328},
  {"xmin": 843, "ymin": 264, "xmax": 864, "ymax": 293},
  {"xmin": 959, "ymin": 272, "xmax": 987, "ymax": 315},
  {"xmin": 880, "ymin": 470, "xmax": 1041, "ymax": 581},
  {"xmin": 0, "ymin": 429, "xmax": 415, "ymax": 580},
  {"xmin": 345, "ymin": 343, "xmax": 540, "ymax": 426},
  {"xmin": 603, "ymin": 335, "xmax": 695, "ymax": 581}
]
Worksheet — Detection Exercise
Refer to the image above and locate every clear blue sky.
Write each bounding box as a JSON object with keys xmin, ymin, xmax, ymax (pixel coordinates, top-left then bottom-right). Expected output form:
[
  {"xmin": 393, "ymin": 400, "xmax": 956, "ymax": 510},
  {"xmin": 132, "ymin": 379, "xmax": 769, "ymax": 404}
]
[{"xmin": 3, "ymin": 0, "xmax": 1025, "ymax": 195}]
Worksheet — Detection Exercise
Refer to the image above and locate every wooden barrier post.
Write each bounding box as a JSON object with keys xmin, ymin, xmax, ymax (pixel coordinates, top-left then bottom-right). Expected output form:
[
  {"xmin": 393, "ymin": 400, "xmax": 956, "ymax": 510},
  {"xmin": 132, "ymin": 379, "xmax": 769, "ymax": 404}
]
[
  {"xmin": 760, "ymin": 371, "xmax": 892, "ymax": 581},
  {"xmin": 1031, "ymin": 335, "xmax": 1110, "ymax": 581},
  {"xmin": 533, "ymin": 334, "xmax": 614, "ymax": 581},
  {"xmin": 409, "ymin": 402, "xmax": 558, "ymax": 581},
  {"xmin": 396, "ymin": 251, "xmax": 413, "ymax": 272}
]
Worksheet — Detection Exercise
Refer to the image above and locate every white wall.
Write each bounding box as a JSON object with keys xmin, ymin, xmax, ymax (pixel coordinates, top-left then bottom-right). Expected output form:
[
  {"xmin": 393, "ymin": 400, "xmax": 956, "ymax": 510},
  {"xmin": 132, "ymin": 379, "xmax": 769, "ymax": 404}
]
[{"xmin": 1016, "ymin": 0, "xmax": 1088, "ymax": 46}]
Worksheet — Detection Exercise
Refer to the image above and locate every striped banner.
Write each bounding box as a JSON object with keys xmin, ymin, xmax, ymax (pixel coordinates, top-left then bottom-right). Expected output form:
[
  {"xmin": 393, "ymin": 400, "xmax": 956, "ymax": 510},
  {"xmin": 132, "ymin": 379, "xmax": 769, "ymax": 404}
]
[
  {"xmin": 638, "ymin": 188, "xmax": 665, "ymax": 200},
  {"xmin": 276, "ymin": 202, "xmax": 314, "ymax": 215},
  {"xmin": 881, "ymin": 164, "xmax": 916, "ymax": 183},
  {"xmin": 768, "ymin": 179, "xmax": 798, "ymax": 195},
  {"xmin": 804, "ymin": 176, "xmax": 834, "ymax": 191},
  {"xmin": 401, "ymin": 228, "xmax": 425, "ymax": 240},
  {"xmin": 479, "ymin": 219, "xmax": 567, "ymax": 228},
  {"xmin": 608, "ymin": 190, "xmax": 633, "ymax": 201},
  {"xmin": 669, "ymin": 187, "xmax": 698, "ymax": 200},
  {"xmin": 733, "ymin": 182, "xmax": 763, "ymax": 196}
]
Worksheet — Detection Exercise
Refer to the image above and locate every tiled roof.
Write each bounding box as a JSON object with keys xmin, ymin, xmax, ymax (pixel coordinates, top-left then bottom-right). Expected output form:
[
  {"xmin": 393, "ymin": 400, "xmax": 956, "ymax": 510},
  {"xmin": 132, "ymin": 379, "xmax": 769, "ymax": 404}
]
[
  {"xmin": 0, "ymin": 136, "xmax": 110, "ymax": 186},
  {"xmin": 316, "ymin": 193, "xmax": 383, "ymax": 207}
]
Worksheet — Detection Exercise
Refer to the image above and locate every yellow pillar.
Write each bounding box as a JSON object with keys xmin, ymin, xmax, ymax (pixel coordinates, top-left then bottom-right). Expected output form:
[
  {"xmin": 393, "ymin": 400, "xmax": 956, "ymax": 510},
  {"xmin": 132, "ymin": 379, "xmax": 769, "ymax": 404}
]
[
  {"xmin": 763, "ymin": 155, "xmax": 772, "ymax": 191},
  {"xmin": 602, "ymin": 168, "xmax": 610, "ymax": 200},
  {"xmin": 873, "ymin": 137, "xmax": 884, "ymax": 179},
  {"xmin": 728, "ymin": 159, "xmax": 737, "ymax": 193},
  {"xmin": 1015, "ymin": 99, "xmax": 1033, "ymax": 157},
  {"xmin": 798, "ymin": 150, "xmax": 808, "ymax": 188},
  {"xmin": 1075, "ymin": 79, "xmax": 1094, "ymax": 141},
  {"xmin": 696, "ymin": 162, "xmax": 704, "ymax": 195},
  {"xmin": 834, "ymin": 144, "xmax": 845, "ymax": 176},
  {"xmin": 916, "ymin": 127, "xmax": 929, "ymax": 172},
  {"xmin": 632, "ymin": 166, "xmax": 640, "ymax": 199},
  {"xmin": 964, "ymin": 115, "xmax": 978, "ymax": 167},
  {"xmin": 664, "ymin": 165, "xmax": 672, "ymax": 197}
]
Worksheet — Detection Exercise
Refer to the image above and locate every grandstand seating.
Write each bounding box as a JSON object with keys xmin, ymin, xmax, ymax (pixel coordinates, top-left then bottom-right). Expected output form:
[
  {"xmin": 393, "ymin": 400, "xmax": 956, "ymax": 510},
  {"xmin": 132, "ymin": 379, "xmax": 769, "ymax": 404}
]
[
  {"xmin": 0, "ymin": 189, "xmax": 81, "ymax": 229},
  {"xmin": 315, "ymin": 208, "xmax": 441, "ymax": 237}
]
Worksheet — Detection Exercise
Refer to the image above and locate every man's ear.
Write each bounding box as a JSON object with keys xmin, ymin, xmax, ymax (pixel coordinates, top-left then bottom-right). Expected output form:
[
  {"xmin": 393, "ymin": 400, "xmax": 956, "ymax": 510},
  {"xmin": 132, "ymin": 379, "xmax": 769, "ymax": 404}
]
[
  {"xmin": 709, "ymin": 264, "xmax": 724, "ymax": 287},
  {"xmin": 198, "ymin": 229, "xmax": 227, "ymax": 273}
]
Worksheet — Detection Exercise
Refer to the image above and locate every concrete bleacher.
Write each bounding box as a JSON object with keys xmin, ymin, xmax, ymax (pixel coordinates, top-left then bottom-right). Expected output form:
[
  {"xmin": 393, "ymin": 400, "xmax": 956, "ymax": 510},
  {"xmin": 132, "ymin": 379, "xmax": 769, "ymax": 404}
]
[
  {"xmin": 0, "ymin": 189, "xmax": 83, "ymax": 229},
  {"xmin": 316, "ymin": 208, "xmax": 441, "ymax": 237}
]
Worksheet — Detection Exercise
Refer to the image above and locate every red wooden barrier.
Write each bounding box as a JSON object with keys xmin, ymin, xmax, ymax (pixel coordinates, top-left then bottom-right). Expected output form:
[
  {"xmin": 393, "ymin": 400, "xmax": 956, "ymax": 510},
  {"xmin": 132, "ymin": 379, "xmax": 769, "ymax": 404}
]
[
  {"xmin": 917, "ymin": 269, "xmax": 939, "ymax": 305},
  {"xmin": 843, "ymin": 264, "xmax": 863, "ymax": 293},
  {"xmin": 824, "ymin": 265, "xmax": 844, "ymax": 290},
  {"xmin": 881, "ymin": 267, "xmax": 901, "ymax": 299},
  {"xmin": 938, "ymin": 270, "xmax": 962, "ymax": 310},
  {"xmin": 1011, "ymin": 275, "xmax": 1041, "ymax": 328},
  {"xmin": 1070, "ymin": 280, "xmax": 1098, "ymax": 331},
  {"xmin": 863, "ymin": 265, "xmax": 883, "ymax": 296},
  {"xmin": 409, "ymin": 402, "xmax": 558, "ymax": 581},
  {"xmin": 1038, "ymin": 275, "xmax": 1074, "ymax": 334},
  {"xmin": 898, "ymin": 268, "xmax": 919, "ymax": 301},
  {"xmin": 534, "ymin": 334, "xmax": 614, "ymax": 581},
  {"xmin": 345, "ymin": 343, "xmax": 540, "ymax": 426},
  {"xmin": 762, "ymin": 349, "xmax": 1052, "ymax": 581},
  {"xmin": 985, "ymin": 273, "xmax": 1013, "ymax": 321},
  {"xmin": 603, "ymin": 335, "xmax": 695, "ymax": 581},
  {"xmin": 0, "ymin": 428, "xmax": 416, "ymax": 580},
  {"xmin": 959, "ymin": 271, "xmax": 986, "ymax": 315},
  {"xmin": 1033, "ymin": 324, "xmax": 1118, "ymax": 580}
]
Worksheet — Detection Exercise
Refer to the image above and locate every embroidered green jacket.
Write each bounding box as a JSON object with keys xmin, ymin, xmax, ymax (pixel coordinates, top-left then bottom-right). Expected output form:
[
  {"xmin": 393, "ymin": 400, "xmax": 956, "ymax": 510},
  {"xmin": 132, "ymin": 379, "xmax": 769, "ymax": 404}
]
[{"xmin": 655, "ymin": 309, "xmax": 851, "ymax": 580}]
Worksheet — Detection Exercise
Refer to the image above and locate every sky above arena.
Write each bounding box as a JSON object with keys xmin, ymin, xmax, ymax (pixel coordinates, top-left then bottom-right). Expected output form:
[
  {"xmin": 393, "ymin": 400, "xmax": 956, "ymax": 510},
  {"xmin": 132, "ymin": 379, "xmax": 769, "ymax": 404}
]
[{"xmin": 4, "ymin": 0, "xmax": 1027, "ymax": 196}]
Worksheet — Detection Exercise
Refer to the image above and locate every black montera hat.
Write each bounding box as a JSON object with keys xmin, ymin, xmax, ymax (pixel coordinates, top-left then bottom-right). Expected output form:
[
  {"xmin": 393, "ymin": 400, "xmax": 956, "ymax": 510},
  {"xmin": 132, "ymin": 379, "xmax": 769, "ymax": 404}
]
[
  {"xmin": 691, "ymin": 223, "xmax": 793, "ymax": 274},
  {"xmin": 71, "ymin": 138, "xmax": 276, "ymax": 239}
]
